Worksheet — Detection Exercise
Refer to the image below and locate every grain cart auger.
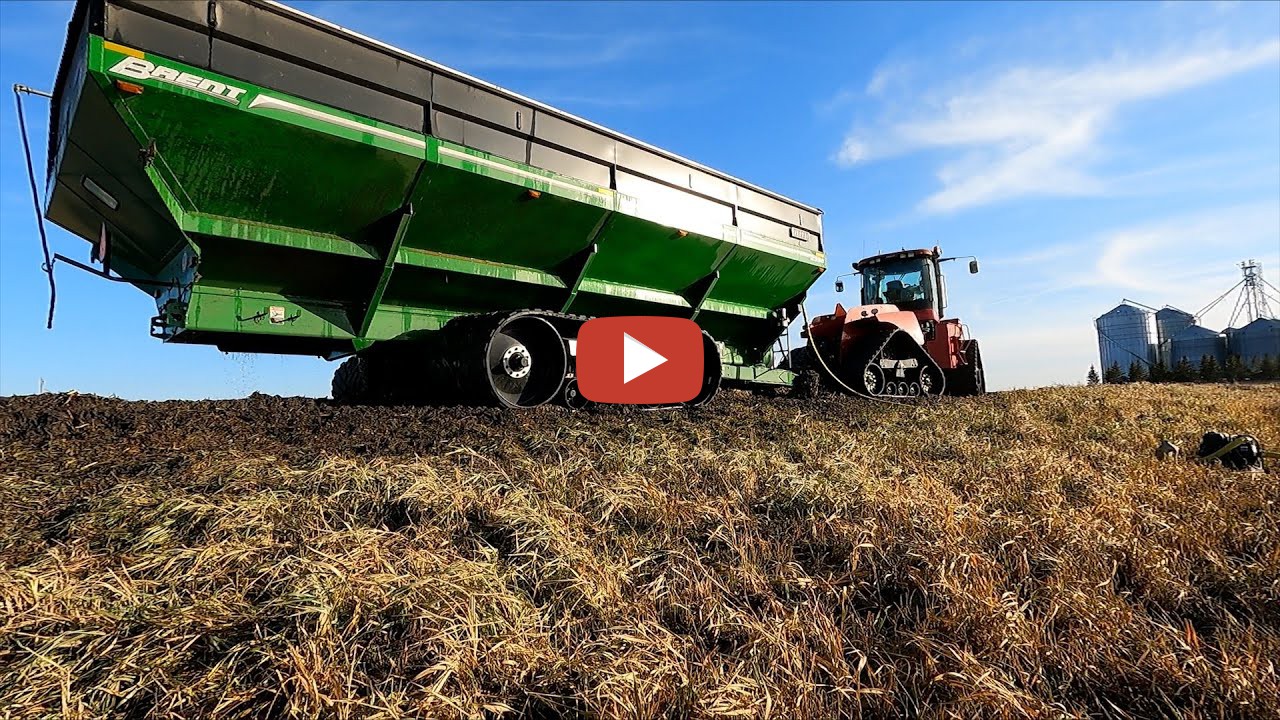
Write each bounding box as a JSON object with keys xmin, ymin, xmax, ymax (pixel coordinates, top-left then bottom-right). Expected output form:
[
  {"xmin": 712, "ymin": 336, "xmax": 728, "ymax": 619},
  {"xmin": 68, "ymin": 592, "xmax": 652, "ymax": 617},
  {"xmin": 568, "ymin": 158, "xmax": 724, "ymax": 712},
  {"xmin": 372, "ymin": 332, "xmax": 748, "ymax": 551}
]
[{"xmin": 791, "ymin": 248, "xmax": 985, "ymax": 398}]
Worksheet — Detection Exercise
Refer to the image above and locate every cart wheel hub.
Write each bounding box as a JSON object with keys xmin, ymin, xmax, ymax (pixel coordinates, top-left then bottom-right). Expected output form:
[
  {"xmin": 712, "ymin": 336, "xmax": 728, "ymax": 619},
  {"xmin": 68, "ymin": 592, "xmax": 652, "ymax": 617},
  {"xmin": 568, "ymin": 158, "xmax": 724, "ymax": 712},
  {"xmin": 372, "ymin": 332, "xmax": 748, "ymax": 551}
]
[{"xmin": 502, "ymin": 344, "xmax": 531, "ymax": 378}]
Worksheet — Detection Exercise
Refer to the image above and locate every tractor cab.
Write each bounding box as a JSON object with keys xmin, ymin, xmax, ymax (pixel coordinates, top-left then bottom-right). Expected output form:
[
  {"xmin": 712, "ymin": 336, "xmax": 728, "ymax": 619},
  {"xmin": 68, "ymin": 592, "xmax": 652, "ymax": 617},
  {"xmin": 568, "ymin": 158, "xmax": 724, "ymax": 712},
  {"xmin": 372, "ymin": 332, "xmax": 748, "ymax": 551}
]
[
  {"xmin": 836, "ymin": 247, "xmax": 979, "ymax": 320},
  {"xmin": 858, "ymin": 250, "xmax": 942, "ymax": 317}
]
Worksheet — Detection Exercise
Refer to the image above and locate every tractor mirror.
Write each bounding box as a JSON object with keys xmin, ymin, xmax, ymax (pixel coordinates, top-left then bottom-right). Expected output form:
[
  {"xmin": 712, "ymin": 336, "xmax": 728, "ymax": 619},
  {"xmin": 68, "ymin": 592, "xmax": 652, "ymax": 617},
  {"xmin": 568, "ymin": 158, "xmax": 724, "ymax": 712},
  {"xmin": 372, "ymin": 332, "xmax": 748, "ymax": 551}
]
[
  {"xmin": 969, "ymin": 259, "xmax": 980, "ymax": 274},
  {"xmin": 835, "ymin": 280, "xmax": 845, "ymax": 293}
]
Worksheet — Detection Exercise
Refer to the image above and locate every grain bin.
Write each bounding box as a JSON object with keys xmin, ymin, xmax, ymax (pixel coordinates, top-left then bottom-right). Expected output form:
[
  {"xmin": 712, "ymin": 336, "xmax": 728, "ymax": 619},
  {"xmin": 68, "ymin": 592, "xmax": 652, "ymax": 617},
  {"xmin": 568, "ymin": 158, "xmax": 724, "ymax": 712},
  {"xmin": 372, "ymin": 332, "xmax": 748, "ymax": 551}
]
[
  {"xmin": 1096, "ymin": 303, "xmax": 1153, "ymax": 371},
  {"xmin": 1169, "ymin": 325, "xmax": 1226, "ymax": 366},
  {"xmin": 1228, "ymin": 318, "xmax": 1280, "ymax": 366},
  {"xmin": 1155, "ymin": 307, "xmax": 1195, "ymax": 365}
]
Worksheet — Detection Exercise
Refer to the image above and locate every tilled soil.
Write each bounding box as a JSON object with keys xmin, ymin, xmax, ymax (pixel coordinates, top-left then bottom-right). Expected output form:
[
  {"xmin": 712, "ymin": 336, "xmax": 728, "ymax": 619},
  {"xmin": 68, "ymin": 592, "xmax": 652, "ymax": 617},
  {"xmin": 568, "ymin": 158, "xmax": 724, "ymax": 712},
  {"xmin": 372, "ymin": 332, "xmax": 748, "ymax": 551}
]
[{"xmin": 0, "ymin": 389, "xmax": 883, "ymax": 461}]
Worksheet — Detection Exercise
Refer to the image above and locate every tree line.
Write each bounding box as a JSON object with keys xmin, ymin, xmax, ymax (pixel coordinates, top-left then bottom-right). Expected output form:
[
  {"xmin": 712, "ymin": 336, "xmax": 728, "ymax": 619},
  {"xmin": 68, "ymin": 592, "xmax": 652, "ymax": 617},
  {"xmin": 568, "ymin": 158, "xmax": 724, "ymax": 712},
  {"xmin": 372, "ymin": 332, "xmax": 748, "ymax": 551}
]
[{"xmin": 1087, "ymin": 354, "xmax": 1277, "ymax": 385}]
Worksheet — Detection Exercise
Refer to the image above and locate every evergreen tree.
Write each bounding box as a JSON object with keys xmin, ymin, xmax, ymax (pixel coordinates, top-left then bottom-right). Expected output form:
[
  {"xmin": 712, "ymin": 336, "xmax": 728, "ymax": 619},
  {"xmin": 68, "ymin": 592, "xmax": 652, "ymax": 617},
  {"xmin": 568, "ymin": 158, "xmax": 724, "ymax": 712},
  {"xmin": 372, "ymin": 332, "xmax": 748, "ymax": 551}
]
[
  {"xmin": 1127, "ymin": 360, "xmax": 1147, "ymax": 383},
  {"xmin": 1100, "ymin": 361, "xmax": 1121, "ymax": 384},
  {"xmin": 1199, "ymin": 354, "xmax": 1220, "ymax": 383},
  {"xmin": 1150, "ymin": 358, "xmax": 1168, "ymax": 383},
  {"xmin": 1223, "ymin": 354, "xmax": 1245, "ymax": 382},
  {"xmin": 1087, "ymin": 365, "xmax": 1100, "ymax": 385},
  {"xmin": 1172, "ymin": 357, "xmax": 1195, "ymax": 382},
  {"xmin": 1259, "ymin": 354, "xmax": 1277, "ymax": 381},
  {"xmin": 1104, "ymin": 362, "xmax": 1125, "ymax": 384}
]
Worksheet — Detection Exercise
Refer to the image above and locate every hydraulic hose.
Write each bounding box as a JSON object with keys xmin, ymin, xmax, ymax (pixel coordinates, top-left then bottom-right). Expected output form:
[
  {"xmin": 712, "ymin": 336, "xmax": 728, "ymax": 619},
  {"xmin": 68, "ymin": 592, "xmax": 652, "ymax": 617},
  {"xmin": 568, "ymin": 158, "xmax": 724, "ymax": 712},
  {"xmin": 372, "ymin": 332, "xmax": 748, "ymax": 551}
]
[
  {"xmin": 13, "ymin": 84, "xmax": 56, "ymax": 328},
  {"xmin": 797, "ymin": 302, "xmax": 944, "ymax": 405}
]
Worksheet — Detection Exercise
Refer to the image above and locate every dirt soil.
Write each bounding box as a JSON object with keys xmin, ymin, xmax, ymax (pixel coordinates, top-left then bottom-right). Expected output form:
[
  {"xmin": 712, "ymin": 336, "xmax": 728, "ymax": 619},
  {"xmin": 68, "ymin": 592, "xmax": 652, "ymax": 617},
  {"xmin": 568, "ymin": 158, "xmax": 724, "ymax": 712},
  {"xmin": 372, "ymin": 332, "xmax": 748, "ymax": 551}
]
[{"xmin": 1, "ymin": 384, "xmax": 1278, "ymax": 718}]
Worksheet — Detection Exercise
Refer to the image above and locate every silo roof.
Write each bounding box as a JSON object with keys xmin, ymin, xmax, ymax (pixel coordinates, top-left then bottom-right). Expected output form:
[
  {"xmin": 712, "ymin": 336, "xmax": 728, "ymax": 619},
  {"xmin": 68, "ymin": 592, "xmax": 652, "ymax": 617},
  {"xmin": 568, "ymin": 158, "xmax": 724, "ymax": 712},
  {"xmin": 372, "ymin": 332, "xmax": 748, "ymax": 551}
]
[
  {"xmin": 1100, "ymin": 303, "xmax": 1147, "ymax": 318},
  {"xmin": 1172, "ymin": 325, "xmax": 1221, "ymax": 340},
  {"xmin": 1238, "ymin": 318, "xmax": 1280, "ymax": 332}
]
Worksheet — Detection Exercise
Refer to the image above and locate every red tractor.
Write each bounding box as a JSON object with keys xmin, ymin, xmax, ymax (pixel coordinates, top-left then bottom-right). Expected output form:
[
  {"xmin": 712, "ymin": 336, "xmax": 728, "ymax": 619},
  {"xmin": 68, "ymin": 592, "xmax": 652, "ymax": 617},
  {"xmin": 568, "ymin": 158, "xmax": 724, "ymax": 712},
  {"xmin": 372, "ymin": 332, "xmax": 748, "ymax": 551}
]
[{"xmin": 793, "ymin": 247, "xmax": 985, "ymax": 397}]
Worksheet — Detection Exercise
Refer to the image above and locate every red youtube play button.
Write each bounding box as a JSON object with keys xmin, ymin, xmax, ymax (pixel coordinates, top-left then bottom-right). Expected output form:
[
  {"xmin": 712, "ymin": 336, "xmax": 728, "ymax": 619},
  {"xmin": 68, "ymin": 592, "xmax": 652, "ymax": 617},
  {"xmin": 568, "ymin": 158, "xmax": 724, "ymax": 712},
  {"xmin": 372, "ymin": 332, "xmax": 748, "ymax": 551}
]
[{"xmin": 577, "ymin": 317, "xmax": 704, "ymax": 404}]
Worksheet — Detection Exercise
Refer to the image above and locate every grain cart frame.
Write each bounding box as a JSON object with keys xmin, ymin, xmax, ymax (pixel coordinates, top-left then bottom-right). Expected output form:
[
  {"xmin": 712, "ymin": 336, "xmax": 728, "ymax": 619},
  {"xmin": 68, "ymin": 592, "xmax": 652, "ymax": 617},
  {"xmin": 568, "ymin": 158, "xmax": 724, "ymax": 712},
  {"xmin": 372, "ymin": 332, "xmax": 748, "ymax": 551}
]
[{"xmin": 34, "ymin": 0, "xmax": 826, "ymax": 407}]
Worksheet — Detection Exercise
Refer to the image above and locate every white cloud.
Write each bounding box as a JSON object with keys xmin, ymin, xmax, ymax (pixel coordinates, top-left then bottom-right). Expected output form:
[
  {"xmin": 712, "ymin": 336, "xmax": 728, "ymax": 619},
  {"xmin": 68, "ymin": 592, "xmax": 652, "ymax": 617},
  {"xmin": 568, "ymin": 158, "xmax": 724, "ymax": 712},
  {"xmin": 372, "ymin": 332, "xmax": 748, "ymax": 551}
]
[
  {"xmin": 1085, "ymin": 202, "xmax": 1277, "ymax": 299},
  {"xmin": 865, "ymin": 60, "xmax": 913, "ymax": 96},
  {"xmin": 833, "ymin": 137, "xmax": 869, "ymax": 166},
  {"xmin": 985, "ymin": 202, "xmax": 1278, "ymax": 301},
  {"xmin": 834, "ymin": 39, "xmax": 1280, "ymax": 213},
  {"xmin": 983, "ymin": 243, "xmax": 1078, "ymax": 268}
]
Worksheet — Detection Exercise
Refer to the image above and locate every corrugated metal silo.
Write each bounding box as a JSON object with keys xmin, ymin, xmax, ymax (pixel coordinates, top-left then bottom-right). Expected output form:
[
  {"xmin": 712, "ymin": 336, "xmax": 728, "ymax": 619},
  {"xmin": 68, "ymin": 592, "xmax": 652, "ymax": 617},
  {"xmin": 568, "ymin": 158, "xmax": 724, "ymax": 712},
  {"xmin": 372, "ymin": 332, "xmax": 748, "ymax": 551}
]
[
  {"xmin": 1096, "ymin": 303, "xmax": 1153, "ymax": 371},
  {"xmin": 1228, "ymin": 318, "xmax": 1280, "ymax": 366},
  {"xmin": 1222, "ymin": 327, "xmax": 1242, "ymax": 349},
  {"xmin": 1170, "ymin": 325, "xmax": 1226, "ymax": 366},
  {"xmin": 1155, "ymin": 307, "xmax": 1195, "ymax": 365}
]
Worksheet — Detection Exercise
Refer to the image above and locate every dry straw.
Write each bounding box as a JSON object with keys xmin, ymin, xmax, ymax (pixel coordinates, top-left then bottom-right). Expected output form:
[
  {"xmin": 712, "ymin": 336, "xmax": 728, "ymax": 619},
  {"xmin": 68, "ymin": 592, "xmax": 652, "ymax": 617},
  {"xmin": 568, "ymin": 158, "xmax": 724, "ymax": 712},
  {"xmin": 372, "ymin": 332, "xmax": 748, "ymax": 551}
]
[{"xmin": 1, "ymin": 384, "xmax": 1277, "ymax": 718}]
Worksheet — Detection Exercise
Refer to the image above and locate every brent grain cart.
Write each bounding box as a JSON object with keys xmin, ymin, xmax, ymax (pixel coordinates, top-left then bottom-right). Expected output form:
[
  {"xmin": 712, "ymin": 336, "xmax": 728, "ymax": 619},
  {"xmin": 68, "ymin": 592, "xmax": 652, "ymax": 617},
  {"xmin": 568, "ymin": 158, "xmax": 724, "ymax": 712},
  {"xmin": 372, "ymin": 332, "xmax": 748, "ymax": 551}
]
[{"xmin": 26, "ymin": 0, "xmax": 826, "ymax": 407}]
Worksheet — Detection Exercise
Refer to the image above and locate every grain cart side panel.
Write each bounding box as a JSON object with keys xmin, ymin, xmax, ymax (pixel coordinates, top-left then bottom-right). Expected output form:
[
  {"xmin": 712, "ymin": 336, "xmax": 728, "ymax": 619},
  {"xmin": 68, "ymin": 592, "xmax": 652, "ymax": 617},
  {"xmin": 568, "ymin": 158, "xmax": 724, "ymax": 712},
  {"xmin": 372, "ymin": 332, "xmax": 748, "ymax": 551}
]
[{"xmin": 43, "ymin": 0, "xmax": 825, "ymax": 389}]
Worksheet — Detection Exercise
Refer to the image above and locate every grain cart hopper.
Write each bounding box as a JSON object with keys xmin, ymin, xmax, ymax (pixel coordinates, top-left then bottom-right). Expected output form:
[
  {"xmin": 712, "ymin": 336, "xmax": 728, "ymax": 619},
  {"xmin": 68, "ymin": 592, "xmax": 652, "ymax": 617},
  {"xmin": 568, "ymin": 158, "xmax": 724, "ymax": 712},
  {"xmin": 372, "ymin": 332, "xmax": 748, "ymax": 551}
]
[{"xmin": 31, "ymin": 0, "xmax": 825, "ymax": 407}]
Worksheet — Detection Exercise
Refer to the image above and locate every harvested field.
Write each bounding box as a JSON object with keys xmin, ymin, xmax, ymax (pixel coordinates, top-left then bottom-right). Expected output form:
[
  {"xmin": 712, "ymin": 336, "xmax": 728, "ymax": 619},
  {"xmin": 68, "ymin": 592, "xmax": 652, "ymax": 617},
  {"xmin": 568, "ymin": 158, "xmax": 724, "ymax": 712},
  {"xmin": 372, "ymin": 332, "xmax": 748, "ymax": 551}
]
[{"xmin": 1, "ymin": 384, "xmax": 1278, "ymax": 719}]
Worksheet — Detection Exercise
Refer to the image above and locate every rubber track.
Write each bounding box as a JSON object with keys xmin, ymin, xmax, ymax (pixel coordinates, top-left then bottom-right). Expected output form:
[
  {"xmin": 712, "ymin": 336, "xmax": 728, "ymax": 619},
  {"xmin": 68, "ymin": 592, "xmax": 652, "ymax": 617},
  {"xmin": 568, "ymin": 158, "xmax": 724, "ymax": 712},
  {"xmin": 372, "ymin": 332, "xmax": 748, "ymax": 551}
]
[
  {"xmin": 420, "ymin": 310, "xmax": 589, "ymax": 406},
  {"xmin": 412, "ymin": 309, "xmax": 716, "ymax": 409},
  {"xmin": 830, "ymin": 325, "xmax": 946, "ymax": 403}
]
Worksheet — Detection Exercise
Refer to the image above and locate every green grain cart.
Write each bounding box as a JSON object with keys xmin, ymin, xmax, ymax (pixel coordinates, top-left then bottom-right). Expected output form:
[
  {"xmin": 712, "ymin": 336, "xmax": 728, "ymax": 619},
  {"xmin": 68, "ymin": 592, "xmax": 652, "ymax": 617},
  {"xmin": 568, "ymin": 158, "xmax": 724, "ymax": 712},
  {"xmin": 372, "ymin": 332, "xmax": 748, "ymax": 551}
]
[{"xmin": 32, "ymin": 0, "xmax": 826, "ymax": 407}]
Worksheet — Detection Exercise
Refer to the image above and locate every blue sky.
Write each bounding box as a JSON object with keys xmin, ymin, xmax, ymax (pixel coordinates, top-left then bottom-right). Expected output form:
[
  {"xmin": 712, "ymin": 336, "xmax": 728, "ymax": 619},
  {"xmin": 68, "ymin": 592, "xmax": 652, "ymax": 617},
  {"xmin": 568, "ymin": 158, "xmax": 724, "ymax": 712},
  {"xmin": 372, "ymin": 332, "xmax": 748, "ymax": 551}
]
[{"xmin": 1, "ymin": 0, "xmax": 1277, "ymax": 398}]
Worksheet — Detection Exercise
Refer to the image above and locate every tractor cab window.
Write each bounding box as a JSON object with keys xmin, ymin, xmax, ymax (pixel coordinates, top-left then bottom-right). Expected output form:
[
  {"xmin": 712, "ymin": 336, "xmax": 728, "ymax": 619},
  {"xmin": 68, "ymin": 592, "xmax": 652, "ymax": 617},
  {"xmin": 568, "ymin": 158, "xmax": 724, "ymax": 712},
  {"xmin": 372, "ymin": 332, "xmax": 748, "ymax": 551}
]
[{"xmin": 861, "ymin": 258, "xmax": 936, "ymax": 312}]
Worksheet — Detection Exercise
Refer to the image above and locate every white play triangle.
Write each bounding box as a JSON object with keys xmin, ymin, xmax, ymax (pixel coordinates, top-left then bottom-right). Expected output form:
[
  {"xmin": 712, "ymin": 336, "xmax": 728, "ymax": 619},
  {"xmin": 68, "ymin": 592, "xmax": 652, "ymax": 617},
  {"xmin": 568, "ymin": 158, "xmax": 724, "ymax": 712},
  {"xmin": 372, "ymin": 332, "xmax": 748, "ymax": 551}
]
[{"xmin": 622, "ymin": 332, "xmax": 668, "ymax": 384}]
